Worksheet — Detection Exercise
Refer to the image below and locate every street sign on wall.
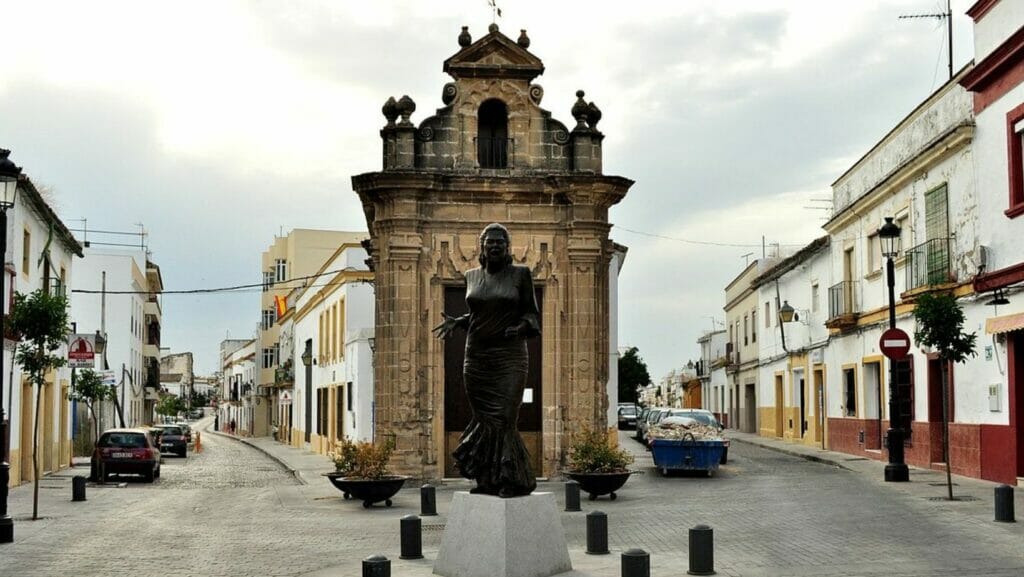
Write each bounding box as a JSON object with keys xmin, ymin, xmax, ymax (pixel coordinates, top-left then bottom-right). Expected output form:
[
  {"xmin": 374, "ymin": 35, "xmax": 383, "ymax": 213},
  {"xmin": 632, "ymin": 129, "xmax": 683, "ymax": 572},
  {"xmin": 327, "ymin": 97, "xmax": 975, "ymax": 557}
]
[
  {"xmin": 68, "ymin": 334, "xmax": 96, "ymax": 369},
  {"xmin": 879, "ymin": 328, "xmax": 911, "ymax": 360}
]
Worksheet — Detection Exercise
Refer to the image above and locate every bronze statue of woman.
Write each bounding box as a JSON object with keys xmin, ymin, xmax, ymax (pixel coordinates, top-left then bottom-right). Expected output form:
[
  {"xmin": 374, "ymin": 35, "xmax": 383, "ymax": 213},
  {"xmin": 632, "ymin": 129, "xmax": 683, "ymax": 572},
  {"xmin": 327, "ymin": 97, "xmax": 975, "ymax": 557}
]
[{"xmin": 432, "ymin": 223, "xmax": 539, "ymax": 498}]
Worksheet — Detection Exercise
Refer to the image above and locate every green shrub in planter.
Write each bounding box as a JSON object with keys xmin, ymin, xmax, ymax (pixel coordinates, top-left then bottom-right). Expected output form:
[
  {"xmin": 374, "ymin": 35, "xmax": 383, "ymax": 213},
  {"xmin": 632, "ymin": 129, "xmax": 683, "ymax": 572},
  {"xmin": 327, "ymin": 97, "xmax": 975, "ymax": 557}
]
[{"xmin": 569, "ymin": 426, "xmax": 633, "ymax": 473}]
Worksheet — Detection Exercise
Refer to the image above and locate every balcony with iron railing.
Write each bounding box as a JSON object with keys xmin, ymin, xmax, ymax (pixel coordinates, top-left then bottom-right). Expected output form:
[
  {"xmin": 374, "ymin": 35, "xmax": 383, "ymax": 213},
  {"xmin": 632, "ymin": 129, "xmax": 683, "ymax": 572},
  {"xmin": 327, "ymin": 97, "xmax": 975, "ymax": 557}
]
[
  {"xmin": 145, "ymin": 358, "xmax": 160, "ymax": 389},
  {"xmin": 274, "ymin": 362, "xmax": 294, "ymax": 387},
  {"xmin": 826, "ymin": 280, "xmax": 858, "ymax": 330},
  {"xmin": 904, "ymin": 237, "xmax": 954, "ymax": 292}
]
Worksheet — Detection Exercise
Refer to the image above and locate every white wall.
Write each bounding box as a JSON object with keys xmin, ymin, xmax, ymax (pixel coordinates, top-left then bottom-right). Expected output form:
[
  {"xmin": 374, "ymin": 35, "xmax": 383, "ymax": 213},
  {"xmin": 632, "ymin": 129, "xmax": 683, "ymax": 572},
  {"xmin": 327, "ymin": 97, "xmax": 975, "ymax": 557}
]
[
  {"xmin": 71, "ymin": 249, "xmax": 150, "ymax": 426},
  {"xmin": 974, "ymin": 82, "xmax": 1024, "ymax": 276},
  {"xmin": 606, "ymin": 249, "xmax": 623, "ymax": 428},
  {"xmin": 972, "ymin": 1, "xmax": 1024, "ymax": 62},
  {"xmin": 4, "ymin": 182, "xmax": 78, "ymax": 471},
  {"xmin": 292, "ymin": 245, "xmax": 374, "ymax": 445}
]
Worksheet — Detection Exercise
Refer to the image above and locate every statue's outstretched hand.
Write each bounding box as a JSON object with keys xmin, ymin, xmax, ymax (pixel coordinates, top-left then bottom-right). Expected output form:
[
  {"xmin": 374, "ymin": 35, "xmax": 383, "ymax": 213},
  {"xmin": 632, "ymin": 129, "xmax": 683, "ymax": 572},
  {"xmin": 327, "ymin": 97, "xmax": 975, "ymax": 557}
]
[{"xmin": 432, "ymin": 313, "xmax": 460, "ymax": 340}]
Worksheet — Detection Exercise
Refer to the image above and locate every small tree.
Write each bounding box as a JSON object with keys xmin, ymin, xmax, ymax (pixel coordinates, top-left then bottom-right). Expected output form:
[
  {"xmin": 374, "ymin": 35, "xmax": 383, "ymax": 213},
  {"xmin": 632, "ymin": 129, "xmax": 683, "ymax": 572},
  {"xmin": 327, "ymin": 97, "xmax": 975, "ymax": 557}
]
[
  {"xmin": 8, "ymin": 289, "xmax": 70, "ymax": 521},
  {"xmin": 618, "ymin": 346, "xmax": 652, "ymax": 404},
  {"xmin": 155, "ymin": 394, "xmax": 185, "ymax": 421},
  {"xmin": 69, "ymin": 369, "xmax": 114, "ymax": 445},
  {"xmin": 913, "ymin": 292, "xmax": 977, "ymax": 500}
]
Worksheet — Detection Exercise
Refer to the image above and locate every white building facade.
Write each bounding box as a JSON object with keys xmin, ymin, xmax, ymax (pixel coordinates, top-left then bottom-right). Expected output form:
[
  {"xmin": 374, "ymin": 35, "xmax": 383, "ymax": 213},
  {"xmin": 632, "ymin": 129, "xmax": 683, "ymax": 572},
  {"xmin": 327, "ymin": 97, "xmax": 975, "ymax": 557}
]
[
  {"xmin": 753, "ymin": 237, "xmax": 831, "ymax": 446},
  {"xmin": 959, "ymin": 0, "xmax": 1024, "ymax": 484},
  {"xmin": 218, "ymin": 339, "xmax": 255, "ymax": 434},
  {"xmin": 290, "ymin": 243, "xmax": 374, "ymax": 455},
  {"xmin": 4, "ymin": 170, "xmax": 83, "ymax": 486},
  {"xmin": 71, "ymin": 246, "xmax": 163, "ymax": 428}
]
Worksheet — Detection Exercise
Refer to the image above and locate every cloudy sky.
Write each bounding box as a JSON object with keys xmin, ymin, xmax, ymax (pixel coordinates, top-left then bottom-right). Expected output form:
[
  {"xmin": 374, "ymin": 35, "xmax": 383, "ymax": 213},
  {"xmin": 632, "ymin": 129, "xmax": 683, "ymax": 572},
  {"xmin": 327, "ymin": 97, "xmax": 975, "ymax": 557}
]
[{"xmin": 1, "ymin": 0, "xmax": 976, "ymax": 377}]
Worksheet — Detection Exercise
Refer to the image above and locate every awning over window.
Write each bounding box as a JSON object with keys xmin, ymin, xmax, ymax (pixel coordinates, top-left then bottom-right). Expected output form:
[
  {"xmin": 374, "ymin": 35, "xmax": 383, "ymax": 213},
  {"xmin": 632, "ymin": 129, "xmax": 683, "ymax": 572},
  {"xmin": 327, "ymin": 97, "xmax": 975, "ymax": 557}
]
[{"xmin": 986, "ymin": 312, "xmax": 1024, "ymax": 335}]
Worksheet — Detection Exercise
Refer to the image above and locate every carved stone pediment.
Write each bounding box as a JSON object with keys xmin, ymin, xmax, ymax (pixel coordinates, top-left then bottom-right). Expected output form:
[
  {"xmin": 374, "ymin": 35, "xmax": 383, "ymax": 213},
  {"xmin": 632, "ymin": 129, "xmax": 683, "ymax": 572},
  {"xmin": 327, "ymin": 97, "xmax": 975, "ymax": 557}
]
[{"xmin": 444, "ymin": 28, "xmax": 544, "ymax": 81}]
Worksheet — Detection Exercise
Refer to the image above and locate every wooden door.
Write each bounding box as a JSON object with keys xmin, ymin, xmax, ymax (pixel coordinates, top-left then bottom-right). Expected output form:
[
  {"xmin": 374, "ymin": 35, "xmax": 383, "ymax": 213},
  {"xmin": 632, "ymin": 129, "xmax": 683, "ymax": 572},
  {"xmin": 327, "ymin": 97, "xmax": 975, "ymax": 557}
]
[
  {"xmin": 444, "ymin": 285, "xmax": 543, "ymax": 477},
  {"xmin": 774, "ymin": 375, "xmax": 784, "ymax": 437}
]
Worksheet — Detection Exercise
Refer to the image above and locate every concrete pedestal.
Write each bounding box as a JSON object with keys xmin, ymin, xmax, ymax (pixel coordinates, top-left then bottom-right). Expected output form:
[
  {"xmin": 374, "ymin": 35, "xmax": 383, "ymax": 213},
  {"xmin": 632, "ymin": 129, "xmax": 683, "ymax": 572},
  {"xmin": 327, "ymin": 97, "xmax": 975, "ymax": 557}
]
[{"xmin": 433, "ymin": 492, "xmax": 572, "ymax": 577}]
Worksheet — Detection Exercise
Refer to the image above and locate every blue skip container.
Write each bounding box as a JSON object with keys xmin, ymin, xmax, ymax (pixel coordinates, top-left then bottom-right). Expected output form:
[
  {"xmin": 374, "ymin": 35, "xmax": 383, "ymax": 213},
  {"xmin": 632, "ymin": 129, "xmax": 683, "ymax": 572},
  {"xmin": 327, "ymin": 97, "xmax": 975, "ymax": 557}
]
[{"xmin": 650, "ymin": 437, "xmax": 726, "ymax": 476}]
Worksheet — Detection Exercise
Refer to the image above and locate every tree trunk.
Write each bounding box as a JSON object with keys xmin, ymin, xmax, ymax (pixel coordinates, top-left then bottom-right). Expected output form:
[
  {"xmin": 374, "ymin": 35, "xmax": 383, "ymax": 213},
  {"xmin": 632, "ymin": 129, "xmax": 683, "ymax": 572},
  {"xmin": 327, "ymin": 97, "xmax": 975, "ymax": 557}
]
[
  {"xmin": 941, "ymin": 361, "xmax": 953, "ymax": 500},
  {"xmin": 32, "ymin": 379, "xmax": 42, "ymax": 520},
  {"xmin": 89, "ymin": 403, "xmax": 98, "ymax": 445}
]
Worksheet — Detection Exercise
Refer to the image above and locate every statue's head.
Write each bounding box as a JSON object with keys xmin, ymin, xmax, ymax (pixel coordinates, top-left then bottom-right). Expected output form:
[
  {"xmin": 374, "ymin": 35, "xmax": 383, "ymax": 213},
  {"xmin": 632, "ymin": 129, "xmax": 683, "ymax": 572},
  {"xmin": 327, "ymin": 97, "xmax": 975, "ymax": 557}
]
[{"xmin": 478, "ymin": 223, "xmax": 513, "ymax": 267}]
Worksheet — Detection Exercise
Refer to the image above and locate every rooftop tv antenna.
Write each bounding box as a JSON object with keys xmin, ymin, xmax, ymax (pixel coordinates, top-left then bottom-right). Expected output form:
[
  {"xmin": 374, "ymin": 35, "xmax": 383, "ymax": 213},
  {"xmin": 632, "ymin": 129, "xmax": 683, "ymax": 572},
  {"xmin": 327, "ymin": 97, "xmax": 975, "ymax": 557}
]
[{"xmin": 899, "ymin": 0, "xmax": 953, "ymax": 80}]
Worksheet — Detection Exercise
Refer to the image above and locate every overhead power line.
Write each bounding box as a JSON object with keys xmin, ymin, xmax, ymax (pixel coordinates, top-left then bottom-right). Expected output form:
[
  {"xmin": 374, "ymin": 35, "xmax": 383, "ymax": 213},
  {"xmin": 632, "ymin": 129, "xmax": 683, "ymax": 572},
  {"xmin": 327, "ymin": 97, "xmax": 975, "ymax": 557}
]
[
  {"xmin": 71, "ymin": 267, "xmax": 368, "ymax": 296},
  {"xmin": 613, "ymin": 225, "xmax": 806, "ymax": 248}
]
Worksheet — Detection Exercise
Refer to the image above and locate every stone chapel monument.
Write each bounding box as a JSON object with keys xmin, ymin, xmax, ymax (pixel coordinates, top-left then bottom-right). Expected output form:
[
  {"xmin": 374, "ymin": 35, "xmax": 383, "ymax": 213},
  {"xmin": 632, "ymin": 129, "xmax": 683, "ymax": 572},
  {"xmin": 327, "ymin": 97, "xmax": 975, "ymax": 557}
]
[{"xmin": 352, "ymin": 24, "xmax": 633, "ymax": 481}]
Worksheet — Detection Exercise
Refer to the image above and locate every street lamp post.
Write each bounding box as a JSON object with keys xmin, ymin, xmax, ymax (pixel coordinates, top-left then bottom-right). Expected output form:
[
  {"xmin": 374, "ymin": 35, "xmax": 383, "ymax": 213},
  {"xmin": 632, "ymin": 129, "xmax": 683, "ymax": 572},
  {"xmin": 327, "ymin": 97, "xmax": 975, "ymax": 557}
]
[
  {"xmin": 879, "ymin": 216, "xmax": 909, "ymax": 483},
  {"xmin": 0, "ymin": 149, "xmax": 22, "ymax": 543}
]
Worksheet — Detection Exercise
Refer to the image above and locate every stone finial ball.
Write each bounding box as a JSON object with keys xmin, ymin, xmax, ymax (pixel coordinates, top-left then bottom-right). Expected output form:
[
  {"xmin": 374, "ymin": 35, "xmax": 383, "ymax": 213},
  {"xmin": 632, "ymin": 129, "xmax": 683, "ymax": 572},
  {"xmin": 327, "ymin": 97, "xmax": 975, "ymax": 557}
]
[
  {"xmin": 576, "ymin": 90, "xmax": 585, "ymax": 98},
  {"xmin": 488, "ymin": 23, "xmax": 499, "ymax": 33}
]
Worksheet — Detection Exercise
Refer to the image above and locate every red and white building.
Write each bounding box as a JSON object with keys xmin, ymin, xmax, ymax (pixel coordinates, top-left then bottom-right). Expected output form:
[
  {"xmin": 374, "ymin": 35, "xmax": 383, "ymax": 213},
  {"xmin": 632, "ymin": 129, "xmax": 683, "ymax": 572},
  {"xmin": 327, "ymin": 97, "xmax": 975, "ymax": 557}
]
[{"xmin": 961, "ymin": 0, "xmax": 1024, "ymax": 484}]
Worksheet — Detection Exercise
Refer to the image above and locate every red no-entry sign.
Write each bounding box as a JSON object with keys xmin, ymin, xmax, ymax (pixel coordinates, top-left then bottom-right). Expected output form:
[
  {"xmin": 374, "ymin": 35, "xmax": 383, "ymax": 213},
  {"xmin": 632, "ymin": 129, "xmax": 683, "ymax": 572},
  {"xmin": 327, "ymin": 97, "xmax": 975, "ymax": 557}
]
[{"xmin": 880, "ymin": 328, "xmax": 911, "ymax": 360}]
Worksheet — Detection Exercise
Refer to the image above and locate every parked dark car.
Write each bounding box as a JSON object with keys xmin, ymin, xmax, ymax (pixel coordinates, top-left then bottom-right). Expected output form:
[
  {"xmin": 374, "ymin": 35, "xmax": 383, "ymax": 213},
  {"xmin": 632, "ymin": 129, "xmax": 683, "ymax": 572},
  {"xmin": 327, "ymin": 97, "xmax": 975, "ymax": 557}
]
[
  {"xmin": 91, "ymin": 428, "xmax": 162, "ymax": 482},
  {"xmin": 637, "ymin": 407, "xmax": 671, "ymax": 446},
  {"xmin": 153, "ymin": 424, "xmax": 189, "ymax": 457},
  {"xmin": 617, "ymin": 404, "xmax": 638, "ymax": 430},
  {"xmin": 173, "ymin": 422, "xmax": 193, "ymax": 444}
]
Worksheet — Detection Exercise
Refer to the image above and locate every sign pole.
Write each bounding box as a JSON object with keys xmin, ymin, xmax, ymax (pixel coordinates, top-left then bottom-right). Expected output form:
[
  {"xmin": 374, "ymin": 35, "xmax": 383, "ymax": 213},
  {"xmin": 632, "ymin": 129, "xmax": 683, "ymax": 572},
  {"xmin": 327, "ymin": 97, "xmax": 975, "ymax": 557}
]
[{"xmin": 883, "ymin": 256, "xmax": 909, "ymax": 482}]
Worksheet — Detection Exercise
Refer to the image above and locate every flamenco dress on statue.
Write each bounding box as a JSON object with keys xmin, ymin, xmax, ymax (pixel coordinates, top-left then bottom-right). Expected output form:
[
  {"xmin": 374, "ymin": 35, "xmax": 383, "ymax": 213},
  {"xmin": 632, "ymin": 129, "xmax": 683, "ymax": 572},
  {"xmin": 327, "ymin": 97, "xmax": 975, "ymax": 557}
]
[{"xmin": 453, "ymin": 264, "xmax": 540, "ymax": 497}]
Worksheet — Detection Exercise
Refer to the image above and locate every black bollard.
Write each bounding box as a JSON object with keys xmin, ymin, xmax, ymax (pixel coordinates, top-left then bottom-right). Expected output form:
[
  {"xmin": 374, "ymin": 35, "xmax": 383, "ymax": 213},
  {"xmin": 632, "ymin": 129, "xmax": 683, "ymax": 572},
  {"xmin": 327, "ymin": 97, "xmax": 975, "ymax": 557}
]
[
  {"xmin": 362, "ymin": 554, "xmax": 390, "ymax": 577},
  {"xmin": 995, "ymin": 484, "xmax": 1016, "ymax": 523},
  {"xmin": 400, "ymin": 515, "xmax": 423, "ymax": 560},
  {"xmin": 565, "ymin": 480, "xmax": 581, "ymax": 512},
  {"xmin": 687, "ymin": 524, "xmax": 715, "ymax": 575},
  {"xmin": 420, "ymin": 484, "xmax": 437, "ymax": 516},
  {"xmin": 72, "ymin": 475, "xmax": 87, "ymax": 502},
  {"xmin": 586, "ymin": 510, "xmax": 609, "ymax": 555},
  {"xmin": 621, "ymin": 548, "xmax": 650, "ymax": 577}
]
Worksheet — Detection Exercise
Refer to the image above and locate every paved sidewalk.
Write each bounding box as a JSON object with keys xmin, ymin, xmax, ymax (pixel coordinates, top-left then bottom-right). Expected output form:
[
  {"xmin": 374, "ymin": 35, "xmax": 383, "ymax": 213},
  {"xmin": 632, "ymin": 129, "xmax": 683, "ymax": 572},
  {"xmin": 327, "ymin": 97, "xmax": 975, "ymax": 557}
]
[
  {"xmin": 209, "ymin": 421, "xmax": 1024, "ymax": 504},
  {"xmin": 204, "ymin": 423, "xmax": 1024, "ymax": 577},
  {"xmin": 725, "ymin": 429, "xmax": 1024, "ymax": 507},
  {"xmin": 203, "ymin": 426, "xmax": 335, "ymax": 485}
]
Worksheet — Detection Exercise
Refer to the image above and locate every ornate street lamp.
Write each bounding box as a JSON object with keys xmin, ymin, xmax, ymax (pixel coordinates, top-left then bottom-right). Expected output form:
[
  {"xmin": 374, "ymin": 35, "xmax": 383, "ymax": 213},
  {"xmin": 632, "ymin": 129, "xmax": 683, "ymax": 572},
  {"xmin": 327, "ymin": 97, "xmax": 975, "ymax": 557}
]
[
  {"xmin": 0, "ymin": 149, "xmax": 21, "ymax": 543},
  {"xmin": 879, "ymin": 216, "xmax": 909, "ymax": 482},
  {"xmin": 778, "ymin": 300, "xmax": 796, "ymax": 323}
]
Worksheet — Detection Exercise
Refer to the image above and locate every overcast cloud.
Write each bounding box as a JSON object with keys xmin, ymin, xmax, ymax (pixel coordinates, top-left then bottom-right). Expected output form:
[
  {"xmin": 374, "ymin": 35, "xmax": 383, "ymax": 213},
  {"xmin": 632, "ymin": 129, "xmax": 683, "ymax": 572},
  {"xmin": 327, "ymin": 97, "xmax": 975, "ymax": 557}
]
[{"xmin": 0, "ymin": 0, "xmax": 976, "ymax": 378}]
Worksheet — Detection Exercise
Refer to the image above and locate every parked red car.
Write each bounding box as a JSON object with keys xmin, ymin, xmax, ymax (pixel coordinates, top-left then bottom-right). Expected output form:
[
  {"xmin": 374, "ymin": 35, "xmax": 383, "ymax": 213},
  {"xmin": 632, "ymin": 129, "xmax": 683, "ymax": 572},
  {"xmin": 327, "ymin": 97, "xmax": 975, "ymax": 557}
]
[{"xmin": 91, "ymin": 428, "xmax": 162, "ymax": 483}]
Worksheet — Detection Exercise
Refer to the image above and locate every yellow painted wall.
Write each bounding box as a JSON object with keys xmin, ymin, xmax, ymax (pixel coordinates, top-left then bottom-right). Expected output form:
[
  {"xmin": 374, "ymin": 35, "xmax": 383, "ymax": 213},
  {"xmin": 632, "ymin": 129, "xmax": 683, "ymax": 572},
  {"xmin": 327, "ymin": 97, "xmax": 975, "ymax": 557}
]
[{"xmin": 757, "ymin": 407, "xmax": 778, "ymax": 437}]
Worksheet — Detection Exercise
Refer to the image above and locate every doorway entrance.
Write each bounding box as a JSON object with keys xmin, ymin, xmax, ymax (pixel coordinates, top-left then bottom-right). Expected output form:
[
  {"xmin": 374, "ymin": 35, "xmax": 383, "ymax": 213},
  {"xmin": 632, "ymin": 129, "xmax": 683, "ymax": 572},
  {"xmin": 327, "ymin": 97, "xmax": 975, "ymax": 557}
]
[
  {"xmin": 928, "ymin": 357, "xmax": 953, "ymax": 463},
  {"xmin": 863, "ymin": 361, "xmax": 881, "ymax": 450},
  {"xmin": 793, "ymin": 369, "xmax": 806, "ymax": 439},
  {"xmin": 813, "ymin": 368, "xmax": 824, "ymax": 444},
  {"xmin": 1012, "ymin": 332, "xmax": 1024, "ymax": 477},
  {"xmin": 443, "ymin": 286, "xmax": 543, "ymax": 478},
  {"xmin": 744, "ymin": 383, "xmax": 756, "ymax": 434},
  {"xmin": 774, "ymin": 374, "xmax": 784, "ymax": 437}
]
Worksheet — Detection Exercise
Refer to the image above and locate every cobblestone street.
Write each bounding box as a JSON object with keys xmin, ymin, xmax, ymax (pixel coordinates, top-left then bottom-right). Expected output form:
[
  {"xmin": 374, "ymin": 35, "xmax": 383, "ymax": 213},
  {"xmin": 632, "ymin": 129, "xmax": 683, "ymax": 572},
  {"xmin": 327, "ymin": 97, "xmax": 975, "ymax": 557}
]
[{"xmin": 1, "ymin": 423, "xmax": 1023, "ymax": 577}]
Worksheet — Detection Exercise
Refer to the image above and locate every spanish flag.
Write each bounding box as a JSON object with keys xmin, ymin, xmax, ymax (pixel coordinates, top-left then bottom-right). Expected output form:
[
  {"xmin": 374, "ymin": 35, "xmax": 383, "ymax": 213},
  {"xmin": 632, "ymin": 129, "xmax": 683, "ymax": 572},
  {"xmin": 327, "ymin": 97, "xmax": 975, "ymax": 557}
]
[{"xmin": 274, "ymin": 295, "xmax": 287, "ymax": 318}]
